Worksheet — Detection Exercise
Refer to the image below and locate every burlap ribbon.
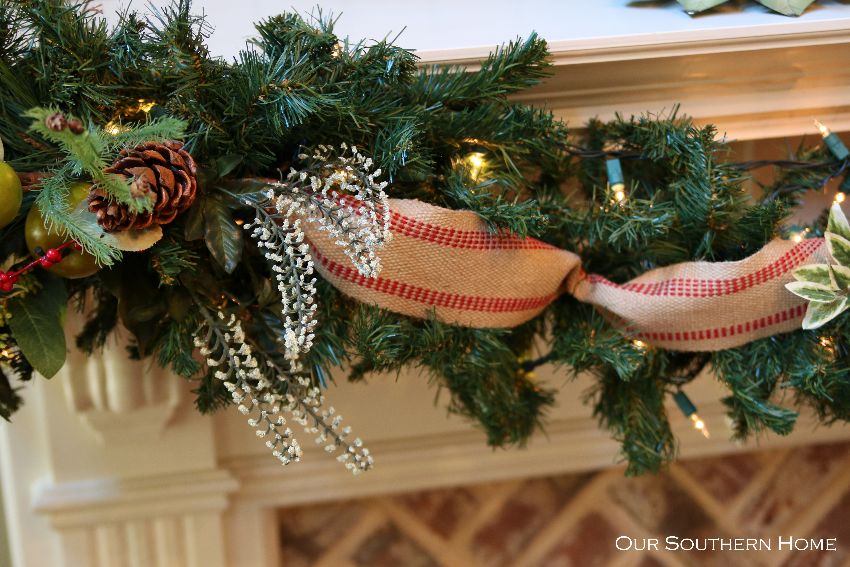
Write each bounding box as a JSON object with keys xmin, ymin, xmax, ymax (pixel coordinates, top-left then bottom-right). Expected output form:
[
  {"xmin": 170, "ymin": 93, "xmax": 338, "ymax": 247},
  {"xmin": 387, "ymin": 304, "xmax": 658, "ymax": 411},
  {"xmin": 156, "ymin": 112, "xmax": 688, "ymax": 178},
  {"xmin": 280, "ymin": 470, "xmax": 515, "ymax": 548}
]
[{"xmin": 305, "ymin": 198, "xmax": 829, "ymax": 352}]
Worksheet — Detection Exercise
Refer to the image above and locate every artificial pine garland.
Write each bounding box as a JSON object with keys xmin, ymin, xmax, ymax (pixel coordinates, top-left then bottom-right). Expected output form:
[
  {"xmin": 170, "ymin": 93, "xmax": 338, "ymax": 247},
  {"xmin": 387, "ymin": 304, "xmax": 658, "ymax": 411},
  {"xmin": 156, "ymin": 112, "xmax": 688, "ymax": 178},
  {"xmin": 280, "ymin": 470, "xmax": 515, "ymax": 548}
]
[{"xmin": 0, "ymin": 0, "xmax": 849, "ymax": 476}]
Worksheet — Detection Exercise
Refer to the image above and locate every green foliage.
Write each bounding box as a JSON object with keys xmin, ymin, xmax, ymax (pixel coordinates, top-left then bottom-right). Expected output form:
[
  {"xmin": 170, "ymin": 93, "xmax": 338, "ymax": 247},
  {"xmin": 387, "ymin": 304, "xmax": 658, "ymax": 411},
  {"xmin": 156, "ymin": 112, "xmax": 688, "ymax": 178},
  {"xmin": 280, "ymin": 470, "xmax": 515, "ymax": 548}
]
[
  {"xmin": 7, "ymin": 275, "xmax": 67, "ymax": 378},
  {"xmin": 149, "ymin": 239, "xmax": 199, "ymax": 286},
  {"xmin": 31, "ymin": 165, "xmax": 115, "ymax": 264},
  {"xmin": 1, "ymin": 0, "xmax": 849, "ymax": 475},
  {"xmin": 20, "ymin": 107, "xmax": 187, "ymax": 265},
  {"xmin": 789, "ymin": 204, "xmax": 850, "ymax": 329},
  {"xmin": 203, "ymin": 195, "xmax": 242, "ymax": 273}
]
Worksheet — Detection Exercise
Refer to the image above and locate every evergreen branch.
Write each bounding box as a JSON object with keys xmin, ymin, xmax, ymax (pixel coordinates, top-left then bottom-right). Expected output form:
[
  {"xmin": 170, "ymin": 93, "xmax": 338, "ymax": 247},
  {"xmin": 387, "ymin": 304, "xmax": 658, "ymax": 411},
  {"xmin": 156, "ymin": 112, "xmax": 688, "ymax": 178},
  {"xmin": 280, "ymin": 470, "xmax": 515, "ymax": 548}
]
[
  {"xmin": 34, "ymin": 168, "xmax": 121, "ymax": 265},
  {"xmin": 412, "ymin": 32, "xmax": 550, "ymax": 105},
  {"xmin": 442, "ymin": 170, "xmax": 548, "ymax": 238},
  {"xmin": 25, "ymin": 107, "xmax": 155, "ymax": 213},
  {"xmin": 25, "ymin": 106, "xmax": 107, "ymax": 172},
  {"xmin": 111, "ymin": 116, "xmax": 187, "ymax": 148}
]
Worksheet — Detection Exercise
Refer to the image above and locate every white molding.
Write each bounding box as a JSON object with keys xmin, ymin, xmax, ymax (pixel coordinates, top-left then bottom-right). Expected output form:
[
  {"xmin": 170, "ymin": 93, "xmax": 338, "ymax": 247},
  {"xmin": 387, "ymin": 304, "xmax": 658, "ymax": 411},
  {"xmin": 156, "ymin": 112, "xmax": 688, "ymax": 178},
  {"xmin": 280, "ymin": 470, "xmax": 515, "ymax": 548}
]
[
  {"xmin": 27, "ymin": 469, "xmax": 240, "ymax": 567},
  {"xmin": 62, "ymin": 342, "xmax": 183, "ymax": 444},
  {"xmin": 418, "ymin": 16, "xmax": 850, "ymax": 142},
  {"xmin": 419, "ymin": 19, "xmax": 850, "ymax": 66},
  {"xmin": 221, "ymin": 398, "xmax": 850, "ymax": 510},
  {"xmin": 31, "ymin": 469, "xmax": 238, "ymax": 529},
  {"xmin": 0, "ymin": 344, "xmax": 239, "ymax": 567}
]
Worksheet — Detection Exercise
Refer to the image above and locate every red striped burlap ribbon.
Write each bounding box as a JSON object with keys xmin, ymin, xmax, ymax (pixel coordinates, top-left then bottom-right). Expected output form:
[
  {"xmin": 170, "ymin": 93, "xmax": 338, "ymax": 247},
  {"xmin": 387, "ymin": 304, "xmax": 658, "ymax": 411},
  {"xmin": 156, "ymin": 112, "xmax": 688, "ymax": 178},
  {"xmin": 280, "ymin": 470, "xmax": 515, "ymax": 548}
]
[{"xmin": 304, "ymin": 198, "xmax": 829, "ymax": 352}]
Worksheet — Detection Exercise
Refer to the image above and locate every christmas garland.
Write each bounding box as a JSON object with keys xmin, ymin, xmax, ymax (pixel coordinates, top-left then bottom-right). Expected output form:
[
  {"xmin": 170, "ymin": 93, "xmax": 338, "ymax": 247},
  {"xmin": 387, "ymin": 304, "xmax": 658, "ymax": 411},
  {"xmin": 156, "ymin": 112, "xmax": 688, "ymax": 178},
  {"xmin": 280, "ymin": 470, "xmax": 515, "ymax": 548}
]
[{"xmin": 1, "ymin": 0, "xmax": 849, "ymax": 477}]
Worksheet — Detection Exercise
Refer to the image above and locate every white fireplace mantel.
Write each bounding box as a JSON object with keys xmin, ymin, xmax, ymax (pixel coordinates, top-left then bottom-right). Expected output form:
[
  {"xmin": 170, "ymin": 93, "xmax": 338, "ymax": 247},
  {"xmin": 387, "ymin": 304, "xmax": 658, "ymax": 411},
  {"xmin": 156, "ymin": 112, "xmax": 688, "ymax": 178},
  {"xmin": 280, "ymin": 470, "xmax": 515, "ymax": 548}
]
[{"xmin": 4, "ymin": 2, "xmax": 850, "ymax": 566}]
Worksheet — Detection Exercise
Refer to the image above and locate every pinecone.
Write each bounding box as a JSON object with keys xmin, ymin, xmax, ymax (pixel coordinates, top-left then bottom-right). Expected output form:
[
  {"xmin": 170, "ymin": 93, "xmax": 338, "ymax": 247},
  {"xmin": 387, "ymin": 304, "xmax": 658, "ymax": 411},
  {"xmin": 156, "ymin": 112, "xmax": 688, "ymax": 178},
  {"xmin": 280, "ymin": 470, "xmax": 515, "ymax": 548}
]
[{"xmin": 89, "ymin": 140, "xmax": 198, "ymax": 232}]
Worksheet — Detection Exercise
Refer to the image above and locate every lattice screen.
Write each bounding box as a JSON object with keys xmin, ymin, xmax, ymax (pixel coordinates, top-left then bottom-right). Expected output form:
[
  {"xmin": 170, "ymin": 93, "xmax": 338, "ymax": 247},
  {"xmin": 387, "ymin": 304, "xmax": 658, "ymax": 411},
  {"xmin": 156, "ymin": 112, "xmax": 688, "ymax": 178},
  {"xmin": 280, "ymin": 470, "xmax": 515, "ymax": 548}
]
[{"xmin": 278, "ymin": 440, "xmax": 850, "ymax": 567}]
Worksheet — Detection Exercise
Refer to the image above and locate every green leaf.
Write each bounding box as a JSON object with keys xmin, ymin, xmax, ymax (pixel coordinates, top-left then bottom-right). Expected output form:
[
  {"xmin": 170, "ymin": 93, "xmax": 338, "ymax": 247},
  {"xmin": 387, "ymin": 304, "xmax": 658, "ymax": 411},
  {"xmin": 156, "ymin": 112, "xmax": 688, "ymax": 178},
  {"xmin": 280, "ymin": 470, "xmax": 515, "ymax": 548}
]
[
  {"xmin": 676, "ymin": 0, "xmax": 816, "ymax": 14},
  {"xmin": 826, "ymin": 232, "xmax": 850, "ymax": 267},
  {"xmin": 830, "ymin": 264, "xmax": 850, "ymax": 290},
  {"xmin": 757, "ymin": 0, "xmax": 816, "ymax": 16},
  {"xmin": 216, "ymin": 154, "xmax": 244, "ymax": 178},
  {"xmin": 676, "ymin": 0, "xmax": 728, "ymax": 12},
  {"xmin": 204, "ymin": 196, "xmax": 243, "ymax": 274},
  {"xmin": 792, "ymin": 264, "xmax": 831, "ymax": 287},
  {"xmin": 7, "ymin": 277, "xmax": 68, "ymax": 378},
  {"xmin": 828, "ymin": 202, "xmax": 850, "ymax": 241},
  {"xmin": 802, "ymin": 298, "xmax": 849, "ymax": 330},
  {"xmin": 785, "ymin": 281, "xmax": 838, "ymax": 303},
  {"xmin": 184, "ymin": 199, "xmax": 206, "ymax": 241}
]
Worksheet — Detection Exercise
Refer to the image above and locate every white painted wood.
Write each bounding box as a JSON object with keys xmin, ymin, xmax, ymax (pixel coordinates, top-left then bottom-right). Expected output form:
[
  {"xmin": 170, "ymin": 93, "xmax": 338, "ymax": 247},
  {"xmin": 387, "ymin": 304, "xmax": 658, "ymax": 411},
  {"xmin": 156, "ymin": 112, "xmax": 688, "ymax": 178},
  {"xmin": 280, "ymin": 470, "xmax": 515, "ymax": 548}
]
[
  {"xmin": 216, "ymin": 368, "xmax": 850, "ymax": 508},
  {"xmin": 0, "ymin": 328, "xmax": 238, "ymax": 567},
  {"xmin": 98, "ymin": 0, "xmax": 850, "ymax": 61}
]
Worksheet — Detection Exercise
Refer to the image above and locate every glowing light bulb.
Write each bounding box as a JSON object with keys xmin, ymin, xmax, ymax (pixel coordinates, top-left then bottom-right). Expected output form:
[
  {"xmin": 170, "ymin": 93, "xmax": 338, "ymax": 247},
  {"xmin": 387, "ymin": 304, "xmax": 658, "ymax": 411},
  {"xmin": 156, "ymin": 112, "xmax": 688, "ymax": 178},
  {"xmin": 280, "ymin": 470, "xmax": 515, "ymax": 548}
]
[
  {"xmin": 613, "ymin": 187, "xmax": 626, "ymax": 203},
  {"xmin": 814, "ymin": 119, "xmax": 850, "ymax": 160},
  {"xmin": 465, "ymin": 152, "xmax": 486, "ymax": 180},
  {"xmin": 819, "ymin": 336, "xmax": 836, "ymax": 355},
  {"xmin": 606, "ymin": 158, "xmax": 626, "ymax": 204},
  {"xmin": 815, "ymin": 119, "xmax": 831, "ymax": 138},
  {"xmin": 104, "ymin": 121, "xmax": 122, "ymax": 135},
  {"xmin": 836, "ymin": 192, "xmax": 846, "ymax": 204},
  {"xmin": 690, "ymin": 414, "xmax": 710, "ymax": 439},
  {"xmin": 673, "ymin": 390, "xmax": 710, "ymax": 440},
  {"xmin": 632, "ymin": 339, "xmax": 647, "ymax": 350},
  {"xmin": 136, "ymin": 99, "xmax": 155, "ymax": 113},
  {"xmin": 791, "ymin": 227, "xmax": 810, "ymax": 243}
]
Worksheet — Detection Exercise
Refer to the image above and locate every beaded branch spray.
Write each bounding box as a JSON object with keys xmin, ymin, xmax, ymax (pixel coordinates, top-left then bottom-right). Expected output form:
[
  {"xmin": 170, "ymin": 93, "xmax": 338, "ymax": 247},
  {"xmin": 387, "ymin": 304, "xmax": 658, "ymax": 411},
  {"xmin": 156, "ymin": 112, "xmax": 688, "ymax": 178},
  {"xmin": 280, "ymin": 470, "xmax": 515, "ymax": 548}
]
[{"xmin": 193, "ymin": 144, "xmax": 388, "ymax": 474}]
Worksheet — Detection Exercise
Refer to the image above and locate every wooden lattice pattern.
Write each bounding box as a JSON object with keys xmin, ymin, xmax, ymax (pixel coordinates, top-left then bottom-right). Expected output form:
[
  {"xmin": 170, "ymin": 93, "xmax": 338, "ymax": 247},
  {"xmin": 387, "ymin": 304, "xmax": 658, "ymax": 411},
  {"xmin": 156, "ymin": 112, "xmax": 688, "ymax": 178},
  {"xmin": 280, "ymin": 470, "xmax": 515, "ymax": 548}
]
[{"xmin": 278, "ymin": 440, "xmax": 850, "ymax": 567}]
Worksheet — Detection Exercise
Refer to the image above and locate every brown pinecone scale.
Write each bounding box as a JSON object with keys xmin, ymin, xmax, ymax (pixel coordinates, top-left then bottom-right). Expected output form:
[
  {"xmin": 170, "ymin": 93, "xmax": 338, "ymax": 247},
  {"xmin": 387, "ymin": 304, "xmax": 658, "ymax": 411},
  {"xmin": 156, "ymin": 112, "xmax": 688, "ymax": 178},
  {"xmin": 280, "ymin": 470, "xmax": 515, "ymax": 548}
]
[{"xmin": 89, "ymin": 140, "xmax": 198, "ymax": 232}]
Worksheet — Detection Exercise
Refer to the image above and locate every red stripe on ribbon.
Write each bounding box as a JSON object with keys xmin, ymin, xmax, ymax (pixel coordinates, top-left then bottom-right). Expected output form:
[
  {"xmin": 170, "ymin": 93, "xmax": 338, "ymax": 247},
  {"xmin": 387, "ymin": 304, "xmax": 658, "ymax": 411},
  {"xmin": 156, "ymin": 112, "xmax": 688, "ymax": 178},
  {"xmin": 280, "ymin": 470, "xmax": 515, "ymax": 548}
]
[
  {"xmin": 585, "ymin": 239, "xmax": 823, "ymax": 298},
  {"xmin": 337, "ymin": 194, "xmax": 555, "ymax": 251},
  {"xmin": 390, "ymin": 213, "xmax": 555, "ymax": 250},
  {"xmin": 634, "ymin": 304, "xmax": 806, "ymax": 343},
  {"xmin": 312, "ymin": 249, "xmax": 557, "ymax": 314}
]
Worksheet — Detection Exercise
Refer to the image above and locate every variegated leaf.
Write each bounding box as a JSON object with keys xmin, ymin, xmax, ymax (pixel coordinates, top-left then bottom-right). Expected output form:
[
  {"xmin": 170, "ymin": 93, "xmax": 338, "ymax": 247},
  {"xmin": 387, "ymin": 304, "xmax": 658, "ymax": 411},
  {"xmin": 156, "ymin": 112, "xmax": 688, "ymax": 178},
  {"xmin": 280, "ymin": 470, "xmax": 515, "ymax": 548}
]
[
  {"xmin": 792, "ymin": 264, "xmax": 831, "ymax": 286},
  {"xmin": 785, "ymin": 281, "xmax": 838, "ymax": 303},
  {"xmin": 676, "ymin": 0, "xmax": 727, "ymax": 12},
  {"xmin": 828, "ymin": 202, "xmax": 850, "ymax": 241},
  {"xmin": 830, "ymin": 264, "xmax": 850, "ymax": 291},
  {"xmin": 677, "ymin": 0, "xmax": 817, "ymax": 15},
  {"xmin": 757, "ymin": 0, "xmax": 817, "ymax": 16},
  {"xmin": 826, "ymin": 232, "xmax": 850, "ymax": 268},
  {"xmin": 802, "ymin": 298, "xmax": 849, "ymax": 330}
]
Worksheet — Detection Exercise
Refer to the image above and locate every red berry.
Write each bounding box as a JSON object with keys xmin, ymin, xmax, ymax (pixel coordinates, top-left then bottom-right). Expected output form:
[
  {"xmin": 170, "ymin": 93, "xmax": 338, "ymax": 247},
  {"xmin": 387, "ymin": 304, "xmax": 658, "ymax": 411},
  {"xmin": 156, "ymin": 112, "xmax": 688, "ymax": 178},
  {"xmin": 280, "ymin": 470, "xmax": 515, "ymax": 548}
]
[
  {"xmin": 39, "ymin": 256, "xmax": 54, "ymax": 268},
  {"xmin": 45, "ymin": 248, "xmax": 63, "ymax": 263},
  {"xmin": 0, "ymin": 272, "xmax": 18, "ymax": 290}
]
